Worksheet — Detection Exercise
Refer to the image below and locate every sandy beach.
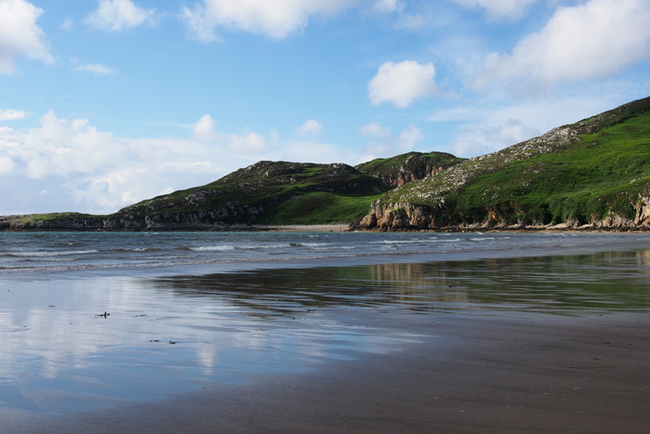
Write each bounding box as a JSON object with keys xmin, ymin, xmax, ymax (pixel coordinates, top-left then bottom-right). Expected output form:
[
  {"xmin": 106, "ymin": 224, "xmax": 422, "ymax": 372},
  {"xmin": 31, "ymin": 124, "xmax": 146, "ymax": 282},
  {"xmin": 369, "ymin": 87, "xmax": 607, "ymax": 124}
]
[
  {"xmin": 2, "ymin": 232, "xmax": 650, "ymax": 433},
  {"xmin": 3, "ymin": 310, "xmax": 648, "ymax": 434}
]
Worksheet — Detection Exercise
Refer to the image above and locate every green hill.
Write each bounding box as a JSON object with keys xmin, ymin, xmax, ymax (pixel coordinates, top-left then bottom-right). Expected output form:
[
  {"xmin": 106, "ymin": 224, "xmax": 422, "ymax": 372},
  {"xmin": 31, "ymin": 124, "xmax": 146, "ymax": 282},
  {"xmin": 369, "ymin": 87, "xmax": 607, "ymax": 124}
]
[
  {"xmin": 357, "ymin": 96, "xmax": 650, "ymax": 230},
  {"xmin": 103, "ymin": 161, "xmax": 391, "ymax": 230}
]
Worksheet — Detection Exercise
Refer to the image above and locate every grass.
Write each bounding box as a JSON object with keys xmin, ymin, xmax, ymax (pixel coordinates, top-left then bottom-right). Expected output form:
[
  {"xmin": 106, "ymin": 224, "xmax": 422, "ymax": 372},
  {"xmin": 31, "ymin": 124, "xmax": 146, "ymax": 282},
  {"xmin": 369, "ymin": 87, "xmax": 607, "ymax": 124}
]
[
  {"xmin": 114, "ymin": 161, "xmax": 392, "ymax": 226},
  {"xmin": 259, "ymin": 191, "xmax": 387, "ymax": 225},
  {"xmin": 450, "ymin": 112, "xmax": 650, "ymax": 224},
  {"xmin": 372, "ymin": 97, "xmax": 650, "ymax": 227}
]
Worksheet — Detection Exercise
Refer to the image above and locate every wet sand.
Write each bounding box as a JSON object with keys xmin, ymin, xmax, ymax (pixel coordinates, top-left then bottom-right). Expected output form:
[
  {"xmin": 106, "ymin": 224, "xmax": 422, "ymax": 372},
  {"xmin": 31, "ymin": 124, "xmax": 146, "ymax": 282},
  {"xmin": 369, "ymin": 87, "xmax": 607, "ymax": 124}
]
[{"xmin": 5, "ymin": 311, "xmax": 649, "ymax": 434}]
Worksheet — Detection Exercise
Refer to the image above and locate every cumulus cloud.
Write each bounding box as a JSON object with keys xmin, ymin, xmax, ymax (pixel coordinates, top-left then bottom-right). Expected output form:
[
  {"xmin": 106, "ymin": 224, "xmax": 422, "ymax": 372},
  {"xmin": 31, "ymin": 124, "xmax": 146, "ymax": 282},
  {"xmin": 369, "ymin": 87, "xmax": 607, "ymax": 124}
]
[
  {"xmin": 294, "ymin": 119, "xmax": 324, "ymax": 137},
  {"xmin": 0, "ymin": 109, "xmax": 28, "ymax": 121},
  {"xmin": 395, "ymin": 124, "xmax": 424, "ymax": 151},
  {"xmin": 180, "ymin": 0, "xmax": 360, "ymax": 41},
  {"xmin": 453, "ymin": 0, "xmax": 537, "ymax": 20},
  {"xmin": 360, "ymin": 122, "xmax": 424, "ymax": 158},
  {"xmin": 473, "ymin": 0, "xmax": 650, "ymax": 91},
  {"xmin": 59, "ymin": 17, "xmax": 74, "ymax": 31},
  {"xmin": 0, "ymin": 0, "xmax": 54, "ymax": 74},
  {"xmin": 75, "ymin": 63, "xmax": 119, "ymax": 76},
  {"xmin": 359, "ymin": 122, "xmax": 390, "ymax": 138},
  {"xmin": 179, "ymin": 0, "xmax": 400, "ymax": 41},
  {"xmin": 0, "ymin": 112, "xmax": 233, "ymax": 212},
  {"xmin": 0, "ymin": 155, "xmax": 13, "ymax": 174},
  {"xmin": 84, "ymin": 0, "xmax": 156, "ymax": 32},
  {"xmin": 0, "ymin": 111, "xmax": 364, "ymax": 213},
  {"xmin": 368, "ymin": 61, "xmax": 438, "ymax": 108},
  {"xmin": 193, "ymin": 114, "xmax": 218, "ymax": 141},
  {"xmin": 451, "ymin": 119, "xmax": 539, "ymax": 157},
  {"xmin": 373, "ymin": 0, "xmax": 404, "ymax": 13},
  {"xmin": 193, "ymin": 114, "xmax": 269, "ymax": 151}
]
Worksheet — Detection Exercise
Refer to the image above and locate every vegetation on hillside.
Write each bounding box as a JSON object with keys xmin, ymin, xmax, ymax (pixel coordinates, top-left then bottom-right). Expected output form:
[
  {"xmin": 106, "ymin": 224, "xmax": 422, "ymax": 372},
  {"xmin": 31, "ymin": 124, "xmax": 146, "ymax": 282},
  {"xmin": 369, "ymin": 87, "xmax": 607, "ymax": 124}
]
[
  {"xmin": 112, "ymin": 161, "xmax": 391, "ymax": 227},
  {"xmin": 366, "ymin": 96, "xmax": 650, "ymax": 228}
]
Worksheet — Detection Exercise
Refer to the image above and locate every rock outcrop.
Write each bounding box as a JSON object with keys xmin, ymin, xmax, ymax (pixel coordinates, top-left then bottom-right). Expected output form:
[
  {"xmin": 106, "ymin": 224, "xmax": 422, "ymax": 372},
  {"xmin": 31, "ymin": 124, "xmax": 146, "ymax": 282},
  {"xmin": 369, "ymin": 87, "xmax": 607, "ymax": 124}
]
[{"xmin": 355, "ymin": 151, "xmax": 464, "ymax": 187}]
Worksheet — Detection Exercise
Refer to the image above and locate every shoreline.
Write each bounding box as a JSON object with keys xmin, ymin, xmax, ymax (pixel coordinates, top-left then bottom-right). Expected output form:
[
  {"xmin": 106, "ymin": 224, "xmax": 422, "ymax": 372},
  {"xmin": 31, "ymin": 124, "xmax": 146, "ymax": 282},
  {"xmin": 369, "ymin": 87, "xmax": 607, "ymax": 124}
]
[
  {"xmin": 2, "ymin": 223, "xmax": 650, "ymax": 233},
  {"xmin": 4, "ymin": 311, "xmax": 649, "ymax": 433}
]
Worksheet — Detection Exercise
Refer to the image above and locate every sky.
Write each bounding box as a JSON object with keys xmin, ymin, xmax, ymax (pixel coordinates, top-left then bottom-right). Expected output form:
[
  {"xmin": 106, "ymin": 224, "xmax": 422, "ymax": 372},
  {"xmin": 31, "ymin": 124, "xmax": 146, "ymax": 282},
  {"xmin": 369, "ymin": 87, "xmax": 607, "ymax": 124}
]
[{"xmin": 1, "ymin": 0, "xmax": 650, "ymax": 215}]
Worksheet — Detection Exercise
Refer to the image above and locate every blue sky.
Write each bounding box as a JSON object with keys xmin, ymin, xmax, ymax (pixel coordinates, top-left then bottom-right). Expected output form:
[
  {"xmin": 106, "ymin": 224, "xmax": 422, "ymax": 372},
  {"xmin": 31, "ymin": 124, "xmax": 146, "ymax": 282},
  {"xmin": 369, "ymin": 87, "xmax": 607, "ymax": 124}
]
[{"xmin": 1, "ymin": 0, "xmax": 650, "ymax": 214}]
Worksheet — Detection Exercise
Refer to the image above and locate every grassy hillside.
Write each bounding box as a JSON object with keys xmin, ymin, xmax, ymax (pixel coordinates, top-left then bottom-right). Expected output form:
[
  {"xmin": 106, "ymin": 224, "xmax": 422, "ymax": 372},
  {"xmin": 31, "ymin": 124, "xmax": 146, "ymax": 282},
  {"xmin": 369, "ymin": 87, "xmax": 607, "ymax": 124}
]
[
  {"xmin": 363, "ymin": 96, "xmax": 650, "ymax": 228},
  {"xmin": 111, "ymin": 161, "xmax": 391, "ymax": 227}
]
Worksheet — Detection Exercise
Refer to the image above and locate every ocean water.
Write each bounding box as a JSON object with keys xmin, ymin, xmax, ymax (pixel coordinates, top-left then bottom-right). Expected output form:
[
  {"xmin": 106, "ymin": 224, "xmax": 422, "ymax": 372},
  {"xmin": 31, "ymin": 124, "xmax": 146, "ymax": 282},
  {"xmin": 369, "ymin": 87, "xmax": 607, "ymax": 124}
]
[
  {"xmin": 2, "ymin": 230, "xmax": 649, "ymax": 275},
  {"xmin": 1, "ymin": 231, "xmax": 650, "ymax": 414}
]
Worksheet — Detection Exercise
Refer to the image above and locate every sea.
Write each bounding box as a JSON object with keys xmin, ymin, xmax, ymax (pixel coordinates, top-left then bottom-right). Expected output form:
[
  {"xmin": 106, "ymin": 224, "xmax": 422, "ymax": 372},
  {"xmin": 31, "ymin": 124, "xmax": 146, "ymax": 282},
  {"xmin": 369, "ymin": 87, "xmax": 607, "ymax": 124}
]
[{"xmin": 1, "ymin": 230, "xmax": 650, "ymax": 414}]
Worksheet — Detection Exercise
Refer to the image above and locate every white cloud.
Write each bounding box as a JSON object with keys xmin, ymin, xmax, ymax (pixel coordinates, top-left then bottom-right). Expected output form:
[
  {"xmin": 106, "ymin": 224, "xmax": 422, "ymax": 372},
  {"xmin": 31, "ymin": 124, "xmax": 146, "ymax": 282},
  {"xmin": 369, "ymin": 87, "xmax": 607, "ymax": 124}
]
[
  {"xmin": 179, "ymin": 0, "xmax": 360, "ymax": 41},
  {"xmin": 84, "ymin": 0, "xmax": 156, "ymax": 32},
  {"xmin": 0, "ymin": 155, "xmax": 13, "ymax": 174},
  {"xmin": 451, "ymin": 119, "xmax": 539, "ymax": 157},
  {"xmin": 368, "ymin": 61, "xmax": 438, "ymax": 108},
  {"xmin": 75, "ymin": 63, "xmax": 119, "ymax": 76},
  {"xmin": 294, "ymin": 119, "xmax": 324, "ymax": 137},
  {"xmin": 0, "ymin": 0, "xmax": 53, "ymax": 74},
  {"xmin": 228, "ymin": 132, "xmax": 267, "ymax": 151},
  {"xmin": 0, "ymin": 111, "xmax": 368, "ymax": 214},
  {"xmin": 193, "ymin": 114, "xmax": 268, "ymax": 151},
  {"xmin": 474, "ymin": 0, "xmax": 650, "ymax": 91},
  {"xmin": 360, "ymin": 122, "xmax": 424, "ymax": 158},
  {"xmin": 193, "ymin": 114, "xmax": 218, "ymax": 141},
  {"xmin": 393, "ymin": 13, "xmax": 428, "ymax": 30},
  {"xmin": 0, "ymin": 109, "xmax": 28, "ymax": 121},
  {"xmin": 60, "ymin": 17, "xmax": 74, "ymax": 31},
  {"xmin": 0, "ymin": 112, "xmax": 230, "ymax": 212},
  {"xmin": 2, "ymin": 111, "xmax": 121, "ymax": 179},
  {"xmin": 373, "ymin": 0, "xmax": 404, "ymax": 13},
  {"xmin": 453, "ymin": 0, "xmax": 537, "ymax": 20},
  {"xmin": 359, "ymin": 122, "xmax": 391, "ymax": 138},
  {"xmin": 395, "ymin": 124, "xmax": 424, "ymax": 151}
]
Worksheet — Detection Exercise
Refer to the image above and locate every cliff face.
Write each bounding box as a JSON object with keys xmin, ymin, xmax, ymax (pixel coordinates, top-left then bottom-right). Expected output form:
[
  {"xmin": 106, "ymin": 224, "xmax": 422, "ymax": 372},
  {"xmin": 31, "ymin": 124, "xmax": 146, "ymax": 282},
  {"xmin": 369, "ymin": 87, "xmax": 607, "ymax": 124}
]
[
  {"xmin": 357, "ymin": 200, "xmax": 650, "ymax": 231},
  {"xmin": 356, "ymin": 96, "xmax": 650, "ymax": 231}
]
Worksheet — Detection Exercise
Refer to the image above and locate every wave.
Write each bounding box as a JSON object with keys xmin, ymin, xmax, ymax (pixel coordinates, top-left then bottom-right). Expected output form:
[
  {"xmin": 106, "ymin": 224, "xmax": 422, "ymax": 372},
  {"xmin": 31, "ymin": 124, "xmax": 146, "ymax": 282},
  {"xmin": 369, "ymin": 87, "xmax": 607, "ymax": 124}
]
[
  {"xmin": 370, "ymin": 238, "xmax": 464, "ymax": 245},
  {"xmin": 189, "ymin": 245, "xmax": 236, "ymax": 252},
  {"xmin": 8, "ymin": 249, "xmax": 99, "ymax": 258}
]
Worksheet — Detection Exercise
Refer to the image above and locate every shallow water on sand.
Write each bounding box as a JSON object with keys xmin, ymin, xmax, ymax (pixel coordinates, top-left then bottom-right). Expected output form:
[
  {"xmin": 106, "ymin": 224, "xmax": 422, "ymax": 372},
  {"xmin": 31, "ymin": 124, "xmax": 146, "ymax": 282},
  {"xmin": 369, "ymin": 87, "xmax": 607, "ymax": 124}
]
[{"xmin": 1, "ymin": 232, "xmax": 650, "ymax": 414}]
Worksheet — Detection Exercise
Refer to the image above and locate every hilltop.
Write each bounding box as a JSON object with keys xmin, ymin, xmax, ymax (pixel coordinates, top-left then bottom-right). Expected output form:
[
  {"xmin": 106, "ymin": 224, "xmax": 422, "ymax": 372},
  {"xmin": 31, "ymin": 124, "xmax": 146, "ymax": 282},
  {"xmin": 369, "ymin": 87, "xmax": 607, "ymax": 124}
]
[{"xmin": 355, "ymin": 151, "xmax": 464, "ymax": 186}]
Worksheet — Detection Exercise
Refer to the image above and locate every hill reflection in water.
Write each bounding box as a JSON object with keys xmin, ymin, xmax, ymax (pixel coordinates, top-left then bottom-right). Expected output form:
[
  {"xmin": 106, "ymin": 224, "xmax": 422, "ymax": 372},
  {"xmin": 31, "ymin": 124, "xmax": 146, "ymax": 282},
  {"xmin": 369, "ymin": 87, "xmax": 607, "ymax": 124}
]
[{"xmin": 156, "ymin": 250, "xmax": 650, "ymax": 316}]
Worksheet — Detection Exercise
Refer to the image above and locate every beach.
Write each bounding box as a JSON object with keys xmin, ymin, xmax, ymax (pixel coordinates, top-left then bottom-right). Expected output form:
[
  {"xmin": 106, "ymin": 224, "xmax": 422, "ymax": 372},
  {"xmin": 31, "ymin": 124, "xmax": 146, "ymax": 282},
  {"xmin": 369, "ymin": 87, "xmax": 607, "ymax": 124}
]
[
  {"xmin": 4, "ymin": 311, "xmax": 648, "ymax": 433},
  {"xmin": 1, "ymin": 232, "xmax": 649, "ymax": 433}
]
